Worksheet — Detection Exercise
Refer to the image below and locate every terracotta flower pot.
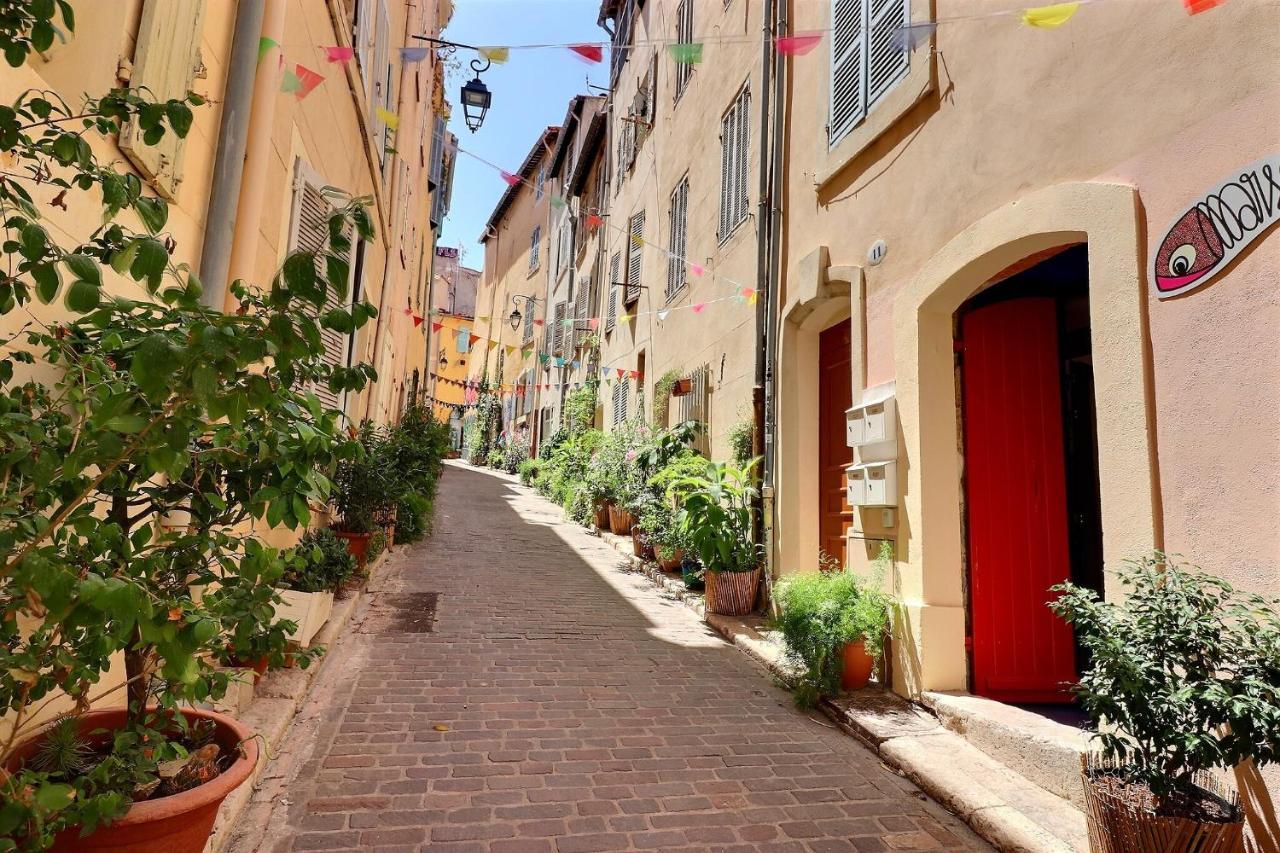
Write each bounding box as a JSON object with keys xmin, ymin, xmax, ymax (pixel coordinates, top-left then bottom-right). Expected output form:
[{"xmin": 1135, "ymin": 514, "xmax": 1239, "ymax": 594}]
[
  {"xmin": 3, "ymin": 707, "xmax": 258, "ymax": 853},
  {"xmin": 657, "ymin": 548, "xmax": 685, "ymax": 571},
  {"xmin": 705, "ymin": 568, "xmax": 761, "ymax": 616},
  {"xmin": 608, "ymin": 504, "xmax": 633, "ymax": 536},
  {"xmin": 332, "ymin": 528, "xmax": 372, "ymax": 568},
  {"xmin": 631, "ymin": 528, "xmax": 655, "ymax": 560},
  {"xmin": 840, "ymin": 639, "xmax": 876, "ymax": 690},
  {"xmin": 594, "ymin": 501, "xmax": 612, "ymax": 532}
]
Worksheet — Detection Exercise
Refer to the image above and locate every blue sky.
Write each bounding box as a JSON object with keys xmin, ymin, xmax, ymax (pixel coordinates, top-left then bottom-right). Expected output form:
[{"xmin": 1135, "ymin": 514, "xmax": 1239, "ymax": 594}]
[{"xmin": 437, "ymin": 0, "xmax": 608, "ymax": 271}]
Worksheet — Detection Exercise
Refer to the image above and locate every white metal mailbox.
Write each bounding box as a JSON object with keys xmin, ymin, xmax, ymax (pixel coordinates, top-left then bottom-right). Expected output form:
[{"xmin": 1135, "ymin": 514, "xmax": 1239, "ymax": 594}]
[
  {"xmin": 844, "ymin": 463, "xmax": 867, "ymax": 507},
  {"xmin": 846, "ymin": 461, "xmax": 897, "ymax": 507},
  {"xmin": 846, "ymin": 383, "xmax": 897, "ymax": 450}
]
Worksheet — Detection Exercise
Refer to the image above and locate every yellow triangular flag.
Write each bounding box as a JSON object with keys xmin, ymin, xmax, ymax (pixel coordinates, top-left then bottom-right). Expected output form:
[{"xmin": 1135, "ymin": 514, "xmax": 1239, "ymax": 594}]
[
  {"xmin": 376, "ymin": 106, "xmax": 400, "ymax": 131},
  {"xmin": 479, "ymin": 46, "xmax": 509, "ymax": 64},
  {"xmin": 1021, "ymin": 2, "xmax": 1079, "ymax": 28}
]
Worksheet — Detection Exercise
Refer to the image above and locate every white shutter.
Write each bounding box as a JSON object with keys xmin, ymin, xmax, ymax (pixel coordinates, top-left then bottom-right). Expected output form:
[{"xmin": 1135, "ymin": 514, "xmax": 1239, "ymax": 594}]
[
  {"xmin": 620, "ymin": 378, "xmax": 630, "ymax": 423},
  {"xmin": 626, "ymin": 212, "xmax": 644, "ymax": 303},
  {"xmin": 553, "ymin": 301, "xmax": 566, "ymax": 356},
  {"xmin": 675, "ymin": 0, "xmax": 694, "ymax": 98},
  {"xmin": 829, "ymin": 0, "xmax": 866, "ymax": 147},
  {"xmin": 719, "ymin": 109, "xmax": 732, "ymax": 239},
  {"xmin": 573, "ymin": 279, "xmax": 589, "ymax": 351},
  {"xmin": 529, "ymin": 226, "xmax": 541, "ymax": 273},
  {"xmin": 288, "ymin": 163, "xmax": 355, "ymax": 413},
  {"xmin": 868, "ymin": 0, "xmax": 909, "ymax": 108},
  {"xmin": 606, "ymin": 252, "xmax": 620, "ymax": 331},
  {"xmin": 667, "ymin": 178, "xmax": 688, "ymax": 298},
  {"xmin": 735, "ymin": 91, "xmax": 750, "ymax": 226}
]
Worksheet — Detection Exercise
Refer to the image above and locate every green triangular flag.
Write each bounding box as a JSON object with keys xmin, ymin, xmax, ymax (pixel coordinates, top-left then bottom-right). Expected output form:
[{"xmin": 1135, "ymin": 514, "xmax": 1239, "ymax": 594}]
[
  {"xmin": 668, "ymin": 43, "xmax": 703, "ymax": 64},
  {"xmin": 258, "ymin": 37, "xmax": 278, "ymax": 64},
  {"xmin": 549, "ymin": 194, "xmax": 566, "ymax": 210},
  {"xmin": 280, "ymin": 68, "xmax": 301, "ymax": 94}
]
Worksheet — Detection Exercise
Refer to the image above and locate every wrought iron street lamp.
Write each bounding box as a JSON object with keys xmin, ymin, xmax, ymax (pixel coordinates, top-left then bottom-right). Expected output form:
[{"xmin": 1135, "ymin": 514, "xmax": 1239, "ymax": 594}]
[{"xmin": 460, "ymin": 61, "xmax": 492, "ymax": 133}]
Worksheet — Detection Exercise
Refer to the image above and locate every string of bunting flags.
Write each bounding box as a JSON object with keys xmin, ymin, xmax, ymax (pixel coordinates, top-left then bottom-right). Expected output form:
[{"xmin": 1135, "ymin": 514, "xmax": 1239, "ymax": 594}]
[{"xmin": 430, "ymin": 367, "xmax": 644, "ymax": 403}]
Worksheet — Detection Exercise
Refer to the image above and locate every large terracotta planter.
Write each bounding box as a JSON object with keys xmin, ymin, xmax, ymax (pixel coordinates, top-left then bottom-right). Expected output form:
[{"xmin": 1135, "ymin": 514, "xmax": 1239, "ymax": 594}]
[
  {"xmin": 1080, "ymin": 758, "xmax": 1244, "ymax": 853},
  {"xmin": 607, "ymin": 504, "xmax": 633, "ymax": 536},
  {"xmin": 840, "ymin": 639, "xmax": 876, "ymax": 690},
  {"xmin": 332, "ymin": 528, "xmax": 372, "ymax": 568},
  {"xmin": 594, "ymin": 501, "xmax": 612, "ymax": 532},
  {"xmin": 657, "ymin": 548, "xmax": 684, "ymax": 571},
  {"xmin": 3, "ymin": 707, "xmax": 258, "ymax": 853},
  {"xmin": 705, "ymin": 568, "xmax": 761, "ymax": 616}
]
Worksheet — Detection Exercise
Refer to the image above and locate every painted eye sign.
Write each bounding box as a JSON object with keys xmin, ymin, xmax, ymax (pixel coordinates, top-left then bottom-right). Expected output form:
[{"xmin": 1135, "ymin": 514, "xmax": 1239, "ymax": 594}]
[{"xmin": 1152, "ymin": 154, "xmax": 1280, "ymax": 298}]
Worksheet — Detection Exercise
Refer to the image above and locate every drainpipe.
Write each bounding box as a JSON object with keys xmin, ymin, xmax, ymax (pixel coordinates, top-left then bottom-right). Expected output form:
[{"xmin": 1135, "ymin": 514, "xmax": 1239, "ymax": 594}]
[
  {"xmin": 753, "ymin": 0, "xmax": 776, "ymax": 587},
  {"xmin": 197, "ymin": 0, "xmax": 264, "ymax": 309},
  {"xmin": 764, "ymin": 0, "xmax": 788, "ymax": 578},
  {"xmin": 223, "ymin": 0, "xmax": 286, "ymax": 311}
]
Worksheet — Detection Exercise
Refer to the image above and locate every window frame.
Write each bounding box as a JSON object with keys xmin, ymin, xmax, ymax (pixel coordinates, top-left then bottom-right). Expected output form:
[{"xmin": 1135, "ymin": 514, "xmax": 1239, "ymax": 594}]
[
  {"xmin": 528, "ymin": 225, "xmax": 542, "ymax": 275},
  {"xmin": 666, "ymin": 175, "xmax": 689, "ymax": 301}
]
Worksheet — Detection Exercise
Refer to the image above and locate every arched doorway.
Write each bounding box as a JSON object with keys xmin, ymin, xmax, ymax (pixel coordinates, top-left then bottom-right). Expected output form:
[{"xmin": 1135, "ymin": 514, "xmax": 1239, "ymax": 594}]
[{"xmin": 957, "ymin": 245, "xmax": 1104, "ymax": 704}]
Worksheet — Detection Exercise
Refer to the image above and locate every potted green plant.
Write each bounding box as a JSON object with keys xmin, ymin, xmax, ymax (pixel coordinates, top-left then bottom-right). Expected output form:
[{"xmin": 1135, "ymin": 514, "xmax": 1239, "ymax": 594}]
[
  {"xmin": 644, "ymin": 451, "xmax": 706, "ymax": 570},
  {"xmin": 387, "ymin": 401, "xmax": 450, "ymax": 545},
  {"xmin": 274, "ymin": 528, "xmax": 357, "ymax": 646},
  {"xmin": 1050, "ymin": 553, "xmax": 1280, "ymax": 852},
  {"xmin": 773, "ymin": 547, "xmax": 892, "ymax": 706},
  {"xmin": 0, "ymin": 10, "xmax": 377, "ymax": 846},
  {"xmin": 331, "ymin": 423, "xmax": 399, "ymax": 566},
  {"xmin": 670, "ymin": 459, "xmax": 764, "ymax": 616}
]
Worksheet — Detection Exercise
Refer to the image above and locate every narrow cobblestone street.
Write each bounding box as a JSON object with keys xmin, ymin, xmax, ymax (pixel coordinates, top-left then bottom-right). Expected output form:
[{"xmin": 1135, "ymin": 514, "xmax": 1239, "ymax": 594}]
[{"xmin": 227, "ymin": 462, "xmax": 988, "ymax": 853}]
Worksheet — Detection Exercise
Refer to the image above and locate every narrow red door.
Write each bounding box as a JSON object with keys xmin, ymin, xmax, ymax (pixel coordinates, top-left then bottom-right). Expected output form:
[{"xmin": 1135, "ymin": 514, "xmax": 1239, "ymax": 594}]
[
  {"xmin": 961, "ymin": 298, "xmax": 1077, "ymax": 703},
  {"xmin": 819, "ymin": 320, "xmax": 854, "ymax": 565}
]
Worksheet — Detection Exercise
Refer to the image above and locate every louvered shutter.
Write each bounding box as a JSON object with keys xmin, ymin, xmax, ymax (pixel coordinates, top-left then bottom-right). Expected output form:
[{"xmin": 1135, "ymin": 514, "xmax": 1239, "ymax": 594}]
[
  {"xmin": 553, "ymin": 302, "xmax": 566, "ymax": 356},
  {"xmin": 522, "ymin": 297, "xmax": 534, "ymax": 345},
  {"xmin": 606, "ymin": 252, "xmax": 620, "ymax": 331},
  {"xmin": 735, "ymin": 92, "xmax": 750, "ymax": 226},
  {"xmin": 667, "ymin": 178, "xmax": 688, "ymax": 298},
  {"xmin": 529, "ymin": 226, "xmax": 541, "ymax": 273},
  {"xmin": 626, "ymin": 212, "xmax": 644, "ymax": 303},
  {"xmin": 830, "ymin": 0, "xmax": 866, "ymax": 147},
  {"xmin": 119, "ymin": 0, "xmax": 205, "ymax": 200},
  {"xmin": 288, "ymin": 164, "xmax": 355, "ymax": 413},
  {"xmin": 619, "ymin": 379, "xmax": 630, "ymax": 423},
  {"xmin": 675, "ymin": 0, "xmax": 694, "ymax": 97},
  {"xmin": 573, "ymin": 280, "xmax": 589, "ymax": 351},
  {"xmin": 868, "ymin": 0, "xmax": 909, "ymax": 108},
  {"xmin": 719, "ymin": 108, "xmax": 732, "ymax": 239}
]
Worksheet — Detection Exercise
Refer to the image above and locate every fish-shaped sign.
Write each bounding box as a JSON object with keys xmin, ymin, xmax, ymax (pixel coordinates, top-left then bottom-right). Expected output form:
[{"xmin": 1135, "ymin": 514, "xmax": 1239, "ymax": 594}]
[{"xmin": 1152, "ymin": 154, "xmax": 1280, "ymax": 298}]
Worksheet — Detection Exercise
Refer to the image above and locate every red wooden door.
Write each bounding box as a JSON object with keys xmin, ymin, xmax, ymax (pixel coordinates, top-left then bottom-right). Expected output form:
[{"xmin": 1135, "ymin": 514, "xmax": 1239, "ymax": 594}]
[
  {"xmin": 961, "ymin": 298, "xmax": 1077, "ymax": 703},
  {"xmin": 819, "ymin": 320, "xmax": 854, "ymax": 564}
]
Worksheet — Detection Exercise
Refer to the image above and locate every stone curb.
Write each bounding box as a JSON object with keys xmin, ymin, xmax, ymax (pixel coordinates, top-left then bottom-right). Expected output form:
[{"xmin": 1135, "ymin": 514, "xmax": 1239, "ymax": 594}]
[
  {"xmin": 204, "ymin": 548, "xmax": 391, "ymax": 853},
  {"xmin": 593, "ymin": 528, "xmax": 1088, "ymax": 853}
]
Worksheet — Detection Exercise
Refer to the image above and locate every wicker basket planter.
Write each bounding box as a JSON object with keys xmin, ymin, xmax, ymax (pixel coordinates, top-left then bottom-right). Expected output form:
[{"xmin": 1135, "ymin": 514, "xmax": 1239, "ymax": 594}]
[
  {"xmin": 705, "ymin": 568, "xmax": 761, "ymax": 616},
  {"xmin": 608, "ymin": 504, "xmax": 634, "ymax": 536},
  {"xmin": 631, "ymin": 528, "xmax": 655, "ymax": 560},
  {"xmin": 593, "ymin": 501, "xmax": 612, "ymax": 532},
  {"xmin": 1080, "ymin": 756, "xmax": 1245, "ymax": 853}
]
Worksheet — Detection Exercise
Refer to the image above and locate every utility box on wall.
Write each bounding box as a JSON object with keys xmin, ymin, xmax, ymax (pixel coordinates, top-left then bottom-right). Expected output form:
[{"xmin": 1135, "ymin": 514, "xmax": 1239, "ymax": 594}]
[{"xmin": 845, "ymin": 382, "xmax": 899, "ymax": 507}]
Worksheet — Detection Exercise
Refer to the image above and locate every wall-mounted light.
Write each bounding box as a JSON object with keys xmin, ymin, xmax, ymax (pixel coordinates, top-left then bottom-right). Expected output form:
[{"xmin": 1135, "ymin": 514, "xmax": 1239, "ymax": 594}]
[{"xmin": 461, "ymin": 59, "xmax": 492, "ymax": 133}]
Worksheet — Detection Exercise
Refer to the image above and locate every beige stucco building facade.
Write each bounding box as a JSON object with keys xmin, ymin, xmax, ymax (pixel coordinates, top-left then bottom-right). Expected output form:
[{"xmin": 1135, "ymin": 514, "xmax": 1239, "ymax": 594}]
[{"xmin": 772, "ymin": 0, "xmax": 1280, "ymax": 712}]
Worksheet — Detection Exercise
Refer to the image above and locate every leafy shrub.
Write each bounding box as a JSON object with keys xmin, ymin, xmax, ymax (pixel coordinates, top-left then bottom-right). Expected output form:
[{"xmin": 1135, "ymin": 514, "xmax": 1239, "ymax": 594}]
[
  {"xmin": 728, "ymin": 419, "xmax": 754, "ymax": 466},
  {"xmin": 670, "ymin": 459, "xmax": 763, "ymax": 573},
  {"xmin": 518, "ymin": 458, "xmax": 541, "ymax": 486},
  {"xmin": 333, "ymin": 423, "xmax": 401, "ymax": 534},
  {"xmin": 773, "ymin": 546, "xmax": 893, "ymax": 707},
  {"xmin": 281, "ymin": 528, "xmax": 357, "ymax": 593},
  {"xmin": 365, "ymin": 528, "xmax": 387, "ymax": 565},
  {"xmin": 1051, "ymin": 553, "xmax": 1280, "ymax": 802},
  {"xmin": 562, "ymin": 380, "xmax": 599, "ymax": 436},
  {"xmin": 393, "ymin": 491, "xmax": 433, "ymax": 544}
]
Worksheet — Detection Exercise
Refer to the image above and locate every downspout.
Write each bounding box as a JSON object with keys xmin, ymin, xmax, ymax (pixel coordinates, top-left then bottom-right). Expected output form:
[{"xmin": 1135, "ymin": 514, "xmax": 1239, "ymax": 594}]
[
  {"xmin": 753, "ymin": 0, "xmax": 775, "ymax": 590},
  {"xmin": 764, "ymin": 0, "xmax": 788, "ymax": 585},
  {"xmin": 197, "ymin": 0, "xmax": 264, "ymax": 309},
  {"xmin": 223, "ymin": 0, "xmax": 286, "ymax": 310}
]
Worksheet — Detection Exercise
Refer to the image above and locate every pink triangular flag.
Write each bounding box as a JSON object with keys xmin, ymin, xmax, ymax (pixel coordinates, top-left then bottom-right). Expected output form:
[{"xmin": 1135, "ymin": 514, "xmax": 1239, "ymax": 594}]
[
  {"xmin": 500, "ymin": 171, "xmax": 521, "ymax": 186},
  {"xmin": 534, "ymin": 318, "xmax": 544, "ymax": 327},
  {"xmin": 692, "ymin": 302, "xmax": 706, "ymax": 313},
  {"xmin": 690, "ymin": 263, "xmax": 705, "ymax": 277},
  {"xmin": 294, "ymin": 64, "xmax": 325, "ymax": 99},
  {"xmin": 1183, "ymin": 0, "xmax": 1227, "ymax": 12},
  {"xmin": 568, "ymin": 44, "xmax": 603, "ymax": 63},
  {"xmin": 616, "ymin": 368, "xmax": 625, "ymax": 379},
  {"xmin": 403, "ymin": 305, "xmax": 413, "ymax": 316},
  {"xmin": 775, "ymin": 32, "xmax": 822, "ymax": 56},
  {"xmin": 589, "ymin": 318, "xmax": 600, "ymax": 330},
  {"xmin": 324, "ymin": 46, "xmax": 355, "ymax": 63}
]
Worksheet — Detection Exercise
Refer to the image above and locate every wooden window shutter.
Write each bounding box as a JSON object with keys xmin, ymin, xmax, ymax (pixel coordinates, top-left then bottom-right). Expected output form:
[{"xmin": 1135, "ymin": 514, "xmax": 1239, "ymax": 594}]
[
  {"xmin": 553, "ymin": 301, "xmax": 566, "ymax": 356},
  {"xmin": 119, "ymin": 0, "xmax": 206, "ymax": 201},
  {"xmin": 829, "ymin": 0, "xmax": 867, "ymax": 147},
  {"xmin": 667, "ymin": 178, "xmax": 688, "ymax": 298},
  {"xmin": 626, "ymin": 212, "xmax": 644, "ymax": 304},
  {"xmin": 867, "ymin": 0, "xmax": 910, "ymax": 108},
  {"xmin": 529, "ymin": 226, "xmax": 541, "ymax": 274},
  {"xmin": 735, "ymin": 91, "xmax": 750, "ymax": 227},
  {"xmin": 287, "ymin": 161, "xmax": 356, "ymax": 413},
  {"xmin": 620, "ymin": 378, "xmax": 630, "ymax": 423},
  {"xmin": 675, "ymin": 0, "xmax": 695, "ymax": 98},
  {"xmin": 606, "ymin": 252, "xmax": 620, "ymax": 331},
  {"xmin": 573, "ymin": 278, "xmax": 590, "ymax": 352}
]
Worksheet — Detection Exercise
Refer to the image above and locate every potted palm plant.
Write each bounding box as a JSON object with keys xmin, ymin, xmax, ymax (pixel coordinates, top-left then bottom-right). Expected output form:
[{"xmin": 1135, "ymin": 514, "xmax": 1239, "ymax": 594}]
[
  {"xmin": 773, "ymin": 547, "xmax": 893, "ymax": 706},
  {"xmin": 0, "ymin": 12, "xmax": 378, "ymax": 846},
  {"xmin": 670, "ymin": 459, "xmax": 764, "ymax": 616},
  {"xmin": 1050, "ymin": 554, "xmax": 1280, "ymax": 852}
]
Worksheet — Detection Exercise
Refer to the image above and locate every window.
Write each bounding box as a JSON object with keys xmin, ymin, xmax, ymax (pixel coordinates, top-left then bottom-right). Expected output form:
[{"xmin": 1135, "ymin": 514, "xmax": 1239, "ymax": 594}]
[
  {"xmin": 718, "ymin": 88, "xmax": 751, "ymax": 241},
  {"xmin": 667, "ymin": 177, "xmax": 689, "ymax": 299},
  {"xmin": 552, "ymin": 301, "xmax": 567, "ymax": 356},
  {"xmin": 606, "ymin": 252, "xmax": 620, "ymax": 331},
  {"xmin": 522, "ymin": 296, "xmax": 534, "ymax": 345},
  {"xmin": 371, "ymin": 0, "xmax": 393, "ymax": 171},
  {"xmin": 535, "ymin": 164, "xmax": 546, "ymax": 199},
  {"xmin": 528, "ymin": 226, "xmax": 541, "ymax": 274},
  {"xmin": 626, "ymin": 211, "xmax": 644, "ymax": 304},
  {"xmin": 829, "ymin": 0, "xmax": 909, "ymax": 148},
  {"xmin": 288, "ymin": 160, "xmax": 356, "ymax": 413},
  {"xmin": 616, "ymin": 120, "xmax": 634, "ymax": 189},
  {"xmin": 572, "ymin": 278, "xmax": 590, "ymax": 352},
  {"xmin": 674, "ymin": 0, "xmax": 695, "ymax": 100}
]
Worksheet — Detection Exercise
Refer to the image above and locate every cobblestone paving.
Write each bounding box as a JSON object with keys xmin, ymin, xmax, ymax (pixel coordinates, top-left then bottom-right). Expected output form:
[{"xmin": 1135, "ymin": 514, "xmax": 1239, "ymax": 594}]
[{"xmin": 231, "ymin": 462, "xmax": 988, "ymax": 853}]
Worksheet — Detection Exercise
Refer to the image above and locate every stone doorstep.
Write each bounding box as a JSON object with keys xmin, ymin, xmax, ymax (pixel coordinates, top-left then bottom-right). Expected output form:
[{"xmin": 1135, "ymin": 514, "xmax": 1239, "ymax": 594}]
[
  {"xmin": 592, "ymin": 528, "xmax": 1089, "ymax": 853},
  {"xmin": 203, "ymin": 548, "xmax": 391, "ymax": 853}
]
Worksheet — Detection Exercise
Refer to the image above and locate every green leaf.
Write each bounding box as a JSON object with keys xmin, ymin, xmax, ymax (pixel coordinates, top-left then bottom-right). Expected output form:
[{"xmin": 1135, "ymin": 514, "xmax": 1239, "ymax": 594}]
[
  {"xmin": 65, "ymin": 279, "xmax": 100, "ymax": 312},
  {"xmin": 110, "ymin": 240, "xmax": 139, "ymax": 275},
  {"xmin": 192, "ymin": 362, "xmax": 216, "ymax": 401},
  {"xmin": 105, "ymin": 414, "xmax": 148, "ymax": 433},
  {"xmin": 63, "ymin": 253, "xmax": 102, "ymax": 286},
  {"xmin": 31, "ymin": 263, "xmax": 59, "ymax": 304},
  {"xmin": 33, "ymin": 783, "xmax": 75, "ymax": 814},
  {"xmin": 134, "ymin": 196, "xmax": 168, "ymax": 234},
  {"xmin": 325, "ymin": 254, "xmax": 349, "ymax": 299},
  {"xmin": 19, "ymin": 223, "xmax": 47, "ymax": 259},
  {"xmin": 131, "ymin": 334, "xmax": 175, "ymax": 397},
  {"xmin": 165, "ymin": 101, "xmax": 193, "ymax": 137}
]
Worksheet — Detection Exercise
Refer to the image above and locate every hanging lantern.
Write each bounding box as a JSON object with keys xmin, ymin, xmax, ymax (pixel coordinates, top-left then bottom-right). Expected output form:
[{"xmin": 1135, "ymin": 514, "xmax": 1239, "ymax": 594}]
[{"xmin": 460, "ymin": 59, "xmax": 492, "ymax": 133}]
